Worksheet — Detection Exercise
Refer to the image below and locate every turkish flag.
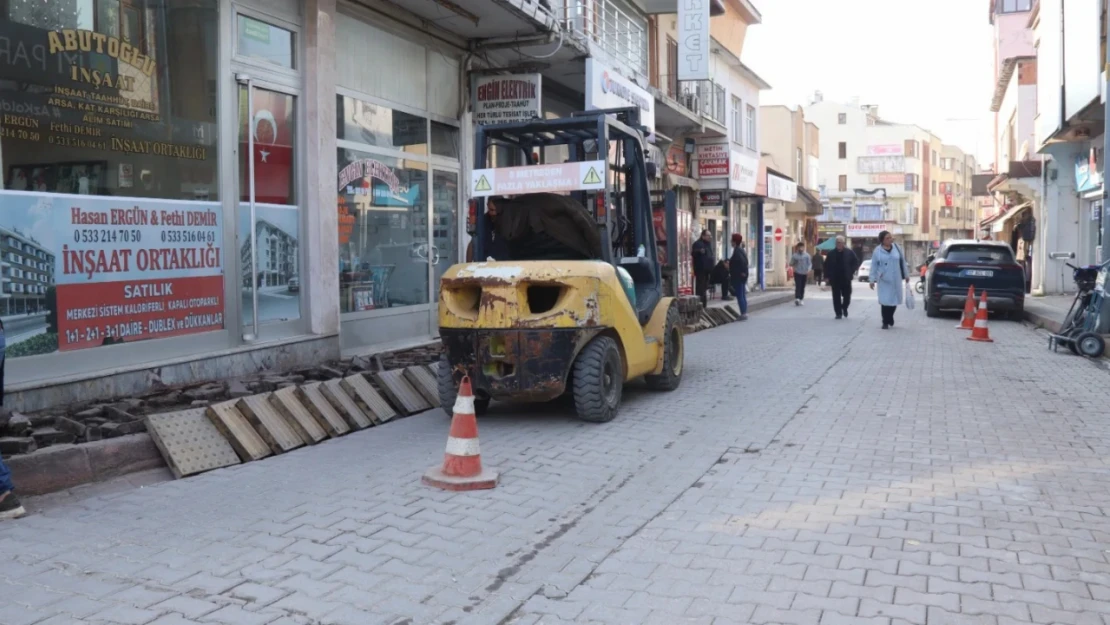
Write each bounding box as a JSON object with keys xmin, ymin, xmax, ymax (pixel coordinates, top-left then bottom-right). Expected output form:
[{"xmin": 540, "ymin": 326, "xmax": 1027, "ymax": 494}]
[{"xmin": 240, "ymin": 89, "xmax": 295, "ymax": 205}]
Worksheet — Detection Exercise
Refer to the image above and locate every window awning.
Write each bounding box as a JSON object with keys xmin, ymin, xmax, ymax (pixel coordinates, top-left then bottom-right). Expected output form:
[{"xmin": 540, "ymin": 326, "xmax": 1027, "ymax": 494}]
[{"xmin": 985, "ymin": 201, "xmax": 1033, "ymax": 233}]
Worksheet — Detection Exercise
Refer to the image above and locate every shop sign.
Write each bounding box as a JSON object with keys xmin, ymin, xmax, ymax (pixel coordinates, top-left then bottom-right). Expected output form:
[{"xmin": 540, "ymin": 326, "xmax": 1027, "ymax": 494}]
[
  {"xmin": 665, "ymin": 143, "xmax": 688, "ymax": 176},
  {"xmin": 767, "ymin": 173, "xmax": 798, "ymax": 203},
  {"xmin": 867, "ymin": 144, "xmax": 903, "ymax": 156},
  {"xmin": 696, "ymin": 143, "xmax": 728, "ymax": 178},
  {"xmin": 846, "ymin": 223, "xmax": 902, "ymax": 238},
  {"xmin": 1076, "ymin": 152, "xmax": 1101, "ymax": 193},
  {"xmin": 473, "ymin": 74, "xmax": 542, "ymax": 125},
  {"xmin": 729, "ymin": 150, "xmax": 758, "ymax": 195},
  {"xmin": 677, "ymin": 0, "xmax": 710, "ymax": 81},
  {"xmin": 818, "ymin": 223, "xmax": 846, "ymax": 237},
  {"xmin": 699, "ymin": 191, "xmax": 724, "ymax": 207},
  {"xmin": 0, "ymin": 191, "xmax": 224, "ymax": 356},
  {"xmin": 763, "ymin": 222, "xmax": 774, "ymax": 271},
  {"xmin": 869, "ymin": 173, "xmax": 904, "ymax": 184},
  {"xmin": 469, "ymin": 161, "xmax": 607, "ymax": 197},
  {"xmin": 857, "ymin": 155, "xmax": 905, "ymax": 174},
  {"xmin": 585, "ymin": 58, "xmax": 655, "ymax": 133}
]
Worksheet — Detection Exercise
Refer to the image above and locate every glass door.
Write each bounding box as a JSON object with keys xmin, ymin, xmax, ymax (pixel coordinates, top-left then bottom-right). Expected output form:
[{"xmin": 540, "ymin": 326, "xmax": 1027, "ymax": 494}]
[
  {"xmin": 426, "ymin": 169, "xmax": 459, "ymax": 328},
  {"xmin": 237, "ymin": 80, "xmax": 301, "ymax": 338}
]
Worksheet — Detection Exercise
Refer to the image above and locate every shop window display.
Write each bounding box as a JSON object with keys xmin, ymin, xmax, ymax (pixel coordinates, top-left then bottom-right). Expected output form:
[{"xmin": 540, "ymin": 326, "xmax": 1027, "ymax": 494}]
[{"xmin": 0, "ymin": 0, "xmax": 222, "ymax": 359}]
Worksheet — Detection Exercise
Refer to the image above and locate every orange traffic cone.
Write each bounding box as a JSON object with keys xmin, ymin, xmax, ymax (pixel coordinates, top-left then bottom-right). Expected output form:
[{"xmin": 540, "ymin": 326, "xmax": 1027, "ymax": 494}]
[
  {"xmin": 967, "ymin": 292, "xmax": 993, "ymax": 343},
  {"xmin": 956, "ymin": 285, "xmax": 977, "ymax": 330},
  {"xmin": 422, "ymin": 375, "xmax": 499, "ymax": 491}
]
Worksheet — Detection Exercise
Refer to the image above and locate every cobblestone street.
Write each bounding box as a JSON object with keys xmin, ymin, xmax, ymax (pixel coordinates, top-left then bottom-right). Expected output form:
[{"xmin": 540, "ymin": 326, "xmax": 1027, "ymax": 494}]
[{"xmin": 4, "ymin": 289, "xmax": 1110, "ymax": 625}]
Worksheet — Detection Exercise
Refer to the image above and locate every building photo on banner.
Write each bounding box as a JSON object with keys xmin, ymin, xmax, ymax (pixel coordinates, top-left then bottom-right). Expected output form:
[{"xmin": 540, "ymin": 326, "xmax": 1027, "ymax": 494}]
[{"xmin": 0, "ymin": 0, "xmax": 226, "ymax": 369}]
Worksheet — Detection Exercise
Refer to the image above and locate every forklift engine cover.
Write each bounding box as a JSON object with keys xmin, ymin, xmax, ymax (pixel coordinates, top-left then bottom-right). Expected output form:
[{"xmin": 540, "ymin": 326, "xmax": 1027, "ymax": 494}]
[{"xmin": 439, "ymin": 261, "xmax": 666, "ymax": 402}]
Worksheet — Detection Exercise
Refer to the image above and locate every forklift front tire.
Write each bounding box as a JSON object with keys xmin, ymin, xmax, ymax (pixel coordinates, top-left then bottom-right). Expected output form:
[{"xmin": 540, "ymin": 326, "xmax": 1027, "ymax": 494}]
[
  {"xmin": 437, "ymin": 356, "xmax": 489, "ymax": 416},
  {"xmin": 572, "ymin": 336, "xmax": 623, "ymax": 423},
  {"xmin": 644, "ymin": 306, "xmax": 683, "ymax": 391}
]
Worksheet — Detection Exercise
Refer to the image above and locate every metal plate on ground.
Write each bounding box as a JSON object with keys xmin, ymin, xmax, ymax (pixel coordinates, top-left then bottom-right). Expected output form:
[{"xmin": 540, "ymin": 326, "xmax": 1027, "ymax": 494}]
[
  {"xmin": 322, "ymin": 379, "xmax": 373, "ymax": 429},
  {"xmin": 403, "ymin": 366, "xmax": 439, "ymax": 407},
  {"xmin": 297, "ymin": 383, "xmax": 350, "ymax": 438},
  {"xmin": 145, "ymin": 409, "xmax": 241, "ymax": 479},
  {"xmin": 374, "ymin": 369, "xmax": 432, "ymax": 415},
  {"xmin": 237, "ymin": 394, "xmax": 304, "ymax": 454},
  {"xmin": 271, "ymin": 386, "xmax": 327, "ymax": 444},
  {"xmin": 341, "ymin": 374, "xmax": 396, "ymax": 424},
  {"xmin": 206, "ymin": 400, "xmax": 272, "ymax": 462}
]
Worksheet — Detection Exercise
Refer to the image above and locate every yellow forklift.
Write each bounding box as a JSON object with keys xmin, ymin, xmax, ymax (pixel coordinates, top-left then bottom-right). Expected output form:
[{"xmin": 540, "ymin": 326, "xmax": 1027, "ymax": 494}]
[{"xmin": 437, "ymin": 107, "xmax": 684, "ymax": 423}]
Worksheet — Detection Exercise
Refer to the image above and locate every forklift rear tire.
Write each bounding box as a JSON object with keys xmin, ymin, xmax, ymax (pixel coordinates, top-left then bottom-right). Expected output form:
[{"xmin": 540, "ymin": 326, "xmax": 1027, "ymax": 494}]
[
  {"xmin": 437, "ymin": 356, "xmax": 489, "ymax": 416},
  {"xmin": 572, "ymin": 336, "xmax": 623, "ymax": 423},
  {"xmin": 644, "ymin": 306, "xmax": 683, "ymax": 391}
]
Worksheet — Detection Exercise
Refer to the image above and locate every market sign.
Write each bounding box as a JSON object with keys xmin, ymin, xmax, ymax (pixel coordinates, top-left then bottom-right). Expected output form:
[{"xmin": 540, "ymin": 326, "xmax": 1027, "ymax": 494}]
[
  {"xmin": 767, "ymin": 173, "xmax": 798, "ymax": 203},
  {"xmin": 818, "ymin": 223, "xmax": 846, "ymax": 237},
  {"xmin": 585, "ymin": 58, "xmax": 655, "ymax": 133},
  {"xmin": 696, "ymin": 143, "xmax": 728, "ymax": 178},
  {"xmin": 677, "ymin": 0, "xmax": 710, "ymax": 81},
  {"xmin": 469, "ymin": 161, "xmax": 607, "ymax": 197},
  {"xmin": 473, "ymin": 74, "xmax": 542, "ymax": 126},
  {"xmin": 866, "ymin": 144, "xmax": 903, "ymax": 156}
]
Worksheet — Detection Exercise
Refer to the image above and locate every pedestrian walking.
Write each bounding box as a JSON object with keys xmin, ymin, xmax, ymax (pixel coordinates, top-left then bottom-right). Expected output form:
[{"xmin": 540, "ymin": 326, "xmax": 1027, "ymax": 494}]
[
  {"xmin": 729, "ymin": 233, "xmax": 749, "ymax": 320},
  {"xmin": 825, "ymin": 236, "xmax": 859, "ymax": 319},
  {"xmin": 789, "ymin": 242, "xmax": 812, "ymax": 306},
  {"xmin": 0, "ymin": 319, "xmax": 23, "ymax": 521},
  {"xmin": 869, "ymin": 230, "xmax": 910, "ymax": 329},
  {"xmin": 812, "ymin": 247, "xmax": 825, "ymax": 287},
  {"xmin": 692, "ymin": 229, "xmax": 715, "ymax": 307}
]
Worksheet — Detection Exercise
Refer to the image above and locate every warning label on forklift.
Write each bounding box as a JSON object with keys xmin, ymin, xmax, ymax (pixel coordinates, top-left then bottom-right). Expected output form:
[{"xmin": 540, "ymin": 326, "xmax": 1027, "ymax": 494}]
[{"xmin": 470, "ymin": 161, "xmax": 607, "ymax": 197}]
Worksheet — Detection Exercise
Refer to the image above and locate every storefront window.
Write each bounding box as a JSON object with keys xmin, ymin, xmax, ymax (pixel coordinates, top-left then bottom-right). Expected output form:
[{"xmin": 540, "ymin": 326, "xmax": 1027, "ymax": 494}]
[
  {"xmin": 430, "ymin": 121, "xmax": 459, "ymax": 159},
  {"xmin": 236, "ymin": 15, "xmax": 295, "ymax": 69},
  {"xmin": 337, "ymin": 95, "xmax": 428, "ymax": 154},
  {"xmin": 0, "ymin": 0, "xmax": 222, "ymax": 360},
  {"xmin": 432, "ymin": 170, "xmax": 458, "ymax": 286},
  {"xmin": 337, "ymin": 150, "xmax": 429, "ymax": 312}
]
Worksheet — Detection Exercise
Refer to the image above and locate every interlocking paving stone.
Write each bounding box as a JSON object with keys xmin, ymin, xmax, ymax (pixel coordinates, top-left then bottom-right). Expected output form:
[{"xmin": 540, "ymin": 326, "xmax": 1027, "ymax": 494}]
[
  {"xmin": 321, "ymin": 379, "xmax": 373, "ymax": 429},
  {"xmin": 205, "ymin": 399, "xmax": 271, "ymax": 462},
  {"xmin": 296, "ymin": 382, "xmax": 351, "ymax": 438},
  {"xmin": 9, "ymin": 291, "xmax": 1110, "ymax": 625},
  {"xmin": 237, "ymin": 394, "xmax": 304, "ymax": 454},
  {"xmin": 270, "ymin": 386, "xmax": 327, "ymax": 444},
  {"xmin": 373, "ymin": 369, "xmax": 431, "ymax": 415},
  {"xmin": 339, "ymin": 374, "xmax": 396, "ymax": 424}
]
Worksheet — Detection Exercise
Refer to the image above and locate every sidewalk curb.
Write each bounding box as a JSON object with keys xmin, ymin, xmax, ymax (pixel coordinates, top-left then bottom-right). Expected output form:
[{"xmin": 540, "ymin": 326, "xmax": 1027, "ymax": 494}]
[
  {"xmin": 1023, "ymin": 307, "xmax": 1062, "ymax": 334},
  {"xmin": 7, "ymin": 434, "xmax": 164, "ymax": 496}
]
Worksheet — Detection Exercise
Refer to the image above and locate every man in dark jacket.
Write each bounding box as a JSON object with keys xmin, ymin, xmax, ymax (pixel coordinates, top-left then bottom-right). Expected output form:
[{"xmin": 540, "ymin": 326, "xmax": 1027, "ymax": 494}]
[
  {"xmin": 692, "ymin": 229, "xmax": 715, "ymax": 307},
  {"xmin": 729, "ymin": 233, "xmax": 749, "ymax": 320},
  {"xmin": 824, "ymin": 235, "xmax": 859, "ymax": 319}
]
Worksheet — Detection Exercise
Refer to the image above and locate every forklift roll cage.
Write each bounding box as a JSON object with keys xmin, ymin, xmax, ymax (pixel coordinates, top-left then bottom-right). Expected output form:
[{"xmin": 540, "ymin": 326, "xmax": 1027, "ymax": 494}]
[{"xmin": 472, "ymin": 107, "xmax": 665, "ymax": 323}]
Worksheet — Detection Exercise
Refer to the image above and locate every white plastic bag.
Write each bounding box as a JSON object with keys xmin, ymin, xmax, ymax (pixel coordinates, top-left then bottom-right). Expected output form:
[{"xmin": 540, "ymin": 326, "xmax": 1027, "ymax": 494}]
[{"xmin": 904, "ymin": 281, "xmax": 916, "ymax": 310}]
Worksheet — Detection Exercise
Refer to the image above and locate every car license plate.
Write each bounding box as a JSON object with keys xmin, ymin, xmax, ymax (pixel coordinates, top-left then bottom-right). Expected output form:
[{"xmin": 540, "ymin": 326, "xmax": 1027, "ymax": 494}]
[{"xmin": 966, "ymin": 269, "xmax": 994, "ymax": 277}]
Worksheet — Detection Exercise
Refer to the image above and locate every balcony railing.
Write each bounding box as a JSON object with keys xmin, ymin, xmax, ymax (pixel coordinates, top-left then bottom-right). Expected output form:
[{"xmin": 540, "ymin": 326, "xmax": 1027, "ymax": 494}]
[
  {"xmin": 557, "ymin": 0, "xmax": 648, "ymax": 79},
  {"xmin": 659, "ymin": 74, "xmax": 727, "ymax": 126}
]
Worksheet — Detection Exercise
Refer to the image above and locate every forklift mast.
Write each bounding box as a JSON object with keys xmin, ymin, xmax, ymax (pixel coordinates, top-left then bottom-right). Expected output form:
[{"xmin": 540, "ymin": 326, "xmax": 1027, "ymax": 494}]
[{"xmin": 470, "ymin": 107, "xmax": 661, "ymax": 294}]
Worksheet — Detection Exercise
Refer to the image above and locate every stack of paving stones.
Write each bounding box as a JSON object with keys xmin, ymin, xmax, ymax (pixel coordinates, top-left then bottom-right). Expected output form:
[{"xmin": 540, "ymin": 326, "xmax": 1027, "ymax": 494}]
[
  {"xmin": 679, "ymin": 300, "xmax": 741, "ymax": 334},
  {"xmin": 0, "ymin": 342, "xmax": 444, "ymax": 465}
]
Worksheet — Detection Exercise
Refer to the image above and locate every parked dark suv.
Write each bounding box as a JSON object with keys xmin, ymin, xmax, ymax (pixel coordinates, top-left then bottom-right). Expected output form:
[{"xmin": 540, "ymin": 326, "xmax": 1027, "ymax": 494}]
[{"xmin": 923, "ymin": 240, "xmax": 1026, "ymax": 320}]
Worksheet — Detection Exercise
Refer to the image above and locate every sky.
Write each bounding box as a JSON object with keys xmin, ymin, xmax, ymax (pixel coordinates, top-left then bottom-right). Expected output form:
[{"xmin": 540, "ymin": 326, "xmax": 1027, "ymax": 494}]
[{"xmin": 744, "ymin": 0, "xmax": 997, "ymax": 167}]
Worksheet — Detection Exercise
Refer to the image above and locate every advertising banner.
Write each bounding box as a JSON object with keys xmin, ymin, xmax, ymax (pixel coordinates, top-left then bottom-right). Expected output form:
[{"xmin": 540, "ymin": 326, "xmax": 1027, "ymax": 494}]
[
  {"xmin": 1, "ymin": 191, "xmax": 224, "ymax": 358},
  {"xmin": 473, "ymin": 74, "xmax": 542, "ymax": 126},
  {"xmin": 730, "ymin": 150, "xmax": 759, "ymax": 195},
  {"xmin": 857, "ymin": 155, "xmax": 906, "ymax": 174},
  {"xmin": 869, "ymin": 173, "xmax": 904, "ymax": 184},
  {"xmin": 767, "ymin": 173, "xmax": 798, "ymax": 202},
  {"xmin": 867, "ymin": 144, "xmax": 904, "ymax": 156}
]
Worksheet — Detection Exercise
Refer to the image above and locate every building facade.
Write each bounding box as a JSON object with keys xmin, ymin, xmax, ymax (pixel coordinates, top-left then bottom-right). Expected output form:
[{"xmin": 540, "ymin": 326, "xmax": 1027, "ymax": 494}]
[
  {"xmin": 807, "ymin": 95, "xmax": 978, "ymax": 268},
  {"xmin": 1028, "ymin": 0, "xmax": 1106, "ymax": 296},
  {"xmin": 1, "ymin": 0, "xmax": 780, "ymax": 409}
]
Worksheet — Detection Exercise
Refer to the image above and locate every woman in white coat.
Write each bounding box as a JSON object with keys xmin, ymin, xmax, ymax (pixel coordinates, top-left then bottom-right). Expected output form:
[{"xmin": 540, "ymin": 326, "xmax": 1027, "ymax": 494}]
[{"xmin": 868, "ymin": 230, "xmax": 909, "ymax": 330}]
